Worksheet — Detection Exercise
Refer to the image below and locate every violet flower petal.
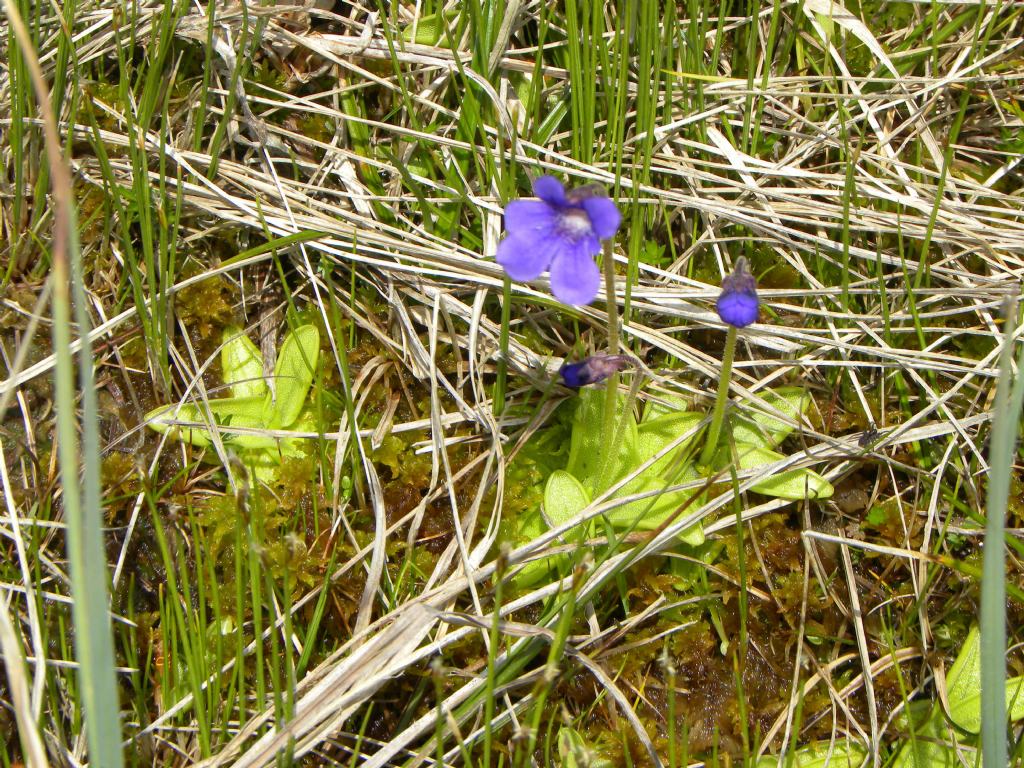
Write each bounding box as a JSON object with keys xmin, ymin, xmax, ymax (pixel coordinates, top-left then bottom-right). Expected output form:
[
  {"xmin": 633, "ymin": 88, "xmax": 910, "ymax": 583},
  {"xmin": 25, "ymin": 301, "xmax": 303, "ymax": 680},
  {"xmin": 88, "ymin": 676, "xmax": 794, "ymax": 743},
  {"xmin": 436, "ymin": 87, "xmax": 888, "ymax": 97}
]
[
  {"xmin": 494, "ymin": 176, "xmax": 622, "ymax": 306},
  {"xmin": 504, "ymin": 199, "xmax": 558, "ymax": 232},
  {"xmin": 532, "ymin": 175, "xmax": 567, "ymax": 206},
  {"xmin": 580, "ymin": 196, "xmax": 622, "ymax": 239},
  {"xmin": 559, "ymin": 361, "xmax": 590, "ymax": 388},
  {"xmin": 549, "ymin": 241, "xmax": 601, "ymax": 305},
  {"xmin": 496, "ymin": 230, "xmax": 559, "ymax": 281}
]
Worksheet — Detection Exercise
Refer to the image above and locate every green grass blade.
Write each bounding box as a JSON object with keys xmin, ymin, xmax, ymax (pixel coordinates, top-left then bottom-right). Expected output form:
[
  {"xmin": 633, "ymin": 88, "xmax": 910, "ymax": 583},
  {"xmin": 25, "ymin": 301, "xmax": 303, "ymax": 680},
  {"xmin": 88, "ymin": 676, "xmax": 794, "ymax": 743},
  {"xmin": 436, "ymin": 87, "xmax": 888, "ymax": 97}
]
[
  {"xmin": 60, "ymin": 214, "xmax": 126, "ymax": 768},
  {"xmin": 2, "ymin": 3, "xmax": 126, "ymax": 761},
  {"xmin": 980, "ymin": 299, "xmax": 1024, "ymax": 768}
]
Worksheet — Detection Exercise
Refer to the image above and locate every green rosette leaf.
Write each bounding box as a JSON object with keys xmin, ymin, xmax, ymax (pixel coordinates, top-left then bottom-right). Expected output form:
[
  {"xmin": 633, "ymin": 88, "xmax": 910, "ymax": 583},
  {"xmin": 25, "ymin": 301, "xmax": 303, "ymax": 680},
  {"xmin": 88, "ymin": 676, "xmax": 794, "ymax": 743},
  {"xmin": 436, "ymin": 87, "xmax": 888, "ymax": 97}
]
[
  {"xmin": 222, "ymin": 326, "xmax": 266, "ymax": 399},
  {"xmin": 755, "ymin": 740, "xmax": 867, "ymax": 768},
  {"xmin": 641, "ymin": 393, "xmax": 691, "ymax": 423},
  {"xmin": 946, "ymin": 623, "xmax": 1024, "ymax": 733},
  {"xmin": 727, "ymin": 443, "xmax": 834, "ymax": 500},
  {"xmin": 512, "ymin": 471, "xmax": 591, "ymax": 587},
  {"xmin": 263, "ymin": 325, "xmax": 320, "ymax": 429},
  {"xmin": 636, "ymin": 411, "xmax": 703, "ymax": 475},
  {"xmin": 145, "ymin": 402, "xmax": 213, "ymax": 447},
  {"xmin": 731, "ymin": 386, "xmax": 810, "ymax": 450},
  {"xmin": 146, "ymin": 396, "xmax": 266, "ymax": 448},
  {"xmin": 544, "ymin": 469, "xmax": 592, "ymax": 529},
  {"xmin": 557, "ymin": 727, "xmax": 615, "ymax": 768},
  {"xmin": 566, "ymin": 388, "xmax": 638, "ymax": 496},
  {"xmin": 604, "ymin": 463, "xmax": 705, "ymax": 546},
  {"xmin": 890, "ymin": 701, "xmax": 963, "ymax": 768}
]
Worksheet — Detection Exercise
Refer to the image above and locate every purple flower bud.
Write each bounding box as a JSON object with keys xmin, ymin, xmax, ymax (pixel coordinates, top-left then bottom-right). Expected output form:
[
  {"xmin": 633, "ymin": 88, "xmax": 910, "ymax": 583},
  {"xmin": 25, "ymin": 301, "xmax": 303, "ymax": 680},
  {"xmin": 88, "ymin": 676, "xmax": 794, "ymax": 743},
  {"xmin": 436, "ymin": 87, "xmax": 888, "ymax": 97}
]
[
  {"xmin": 559, "ymin": 355, "xmax": 634, "ymax": 388},
  {"xmin": 715, "ymin": 257, "xmax": 759, "ymax": 328}
]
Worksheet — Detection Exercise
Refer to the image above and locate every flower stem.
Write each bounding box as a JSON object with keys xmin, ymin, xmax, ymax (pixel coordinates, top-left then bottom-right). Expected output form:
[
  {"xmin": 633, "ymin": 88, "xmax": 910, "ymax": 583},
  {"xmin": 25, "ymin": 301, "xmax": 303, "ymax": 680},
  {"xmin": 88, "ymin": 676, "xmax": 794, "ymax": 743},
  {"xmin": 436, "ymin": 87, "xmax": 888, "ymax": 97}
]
[
  {"xmin": 699, "ymin": 324, "xmax": 738, "ymax": 468},
  {"xmin": 603, "ymin": 240, "xmax": 619, "ymax": 357},
  {"xmin": 600, "ymin": 240, "xmax": 620, "ymax": 490},
  {"xmin": 493, "ymin": 275, "xmax": 512, "ymax": 417}
]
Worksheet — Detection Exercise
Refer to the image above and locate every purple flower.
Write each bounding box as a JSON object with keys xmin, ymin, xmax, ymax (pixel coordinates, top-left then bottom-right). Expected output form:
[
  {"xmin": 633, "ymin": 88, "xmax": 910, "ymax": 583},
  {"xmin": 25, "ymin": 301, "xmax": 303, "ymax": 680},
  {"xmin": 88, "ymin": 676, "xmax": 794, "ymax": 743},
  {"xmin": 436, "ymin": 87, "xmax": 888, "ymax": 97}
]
[
  {"xmin": 496, "ymin": 176, "xmax": 621, "ymax": 305},
  {"xmin": 716, "ymin": 257, "xmax": 759, "ymax": 328},
  {"xmin": 559, "ymin": 354, "xmax": 634, "ymax": 388}
]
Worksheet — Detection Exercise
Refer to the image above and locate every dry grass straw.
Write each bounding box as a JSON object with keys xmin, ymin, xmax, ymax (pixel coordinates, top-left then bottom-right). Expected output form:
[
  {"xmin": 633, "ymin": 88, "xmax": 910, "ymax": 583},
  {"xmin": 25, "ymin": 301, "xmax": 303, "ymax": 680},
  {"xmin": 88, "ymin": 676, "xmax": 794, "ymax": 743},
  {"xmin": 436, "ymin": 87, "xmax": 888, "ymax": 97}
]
[{"xmin": 1, "ymin": 0, "xmax": 1023, "ymax": 764}]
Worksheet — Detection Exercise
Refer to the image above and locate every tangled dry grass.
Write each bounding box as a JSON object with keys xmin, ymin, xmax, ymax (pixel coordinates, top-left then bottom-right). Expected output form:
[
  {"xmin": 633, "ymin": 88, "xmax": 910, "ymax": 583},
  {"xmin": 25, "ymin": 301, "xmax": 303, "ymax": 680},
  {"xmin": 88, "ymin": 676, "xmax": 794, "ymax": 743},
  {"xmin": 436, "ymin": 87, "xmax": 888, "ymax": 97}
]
[{"xmin": 1, "ymin": 1, "xmax": 1024, "ymax": 765}]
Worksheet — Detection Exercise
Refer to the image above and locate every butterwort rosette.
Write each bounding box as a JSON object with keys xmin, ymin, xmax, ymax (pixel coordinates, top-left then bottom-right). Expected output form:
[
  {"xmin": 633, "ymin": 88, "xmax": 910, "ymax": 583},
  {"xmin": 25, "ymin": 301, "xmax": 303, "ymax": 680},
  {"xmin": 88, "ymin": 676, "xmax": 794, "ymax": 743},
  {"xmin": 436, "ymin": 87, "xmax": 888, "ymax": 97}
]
[
  {"xmin": 559, "ymin": 354, "xmax": 634, "ymax": 388},
  {"xmin": 496, "ymin": 176, "xmax": 621, "ymax": 305},
  {"xmin": 716, "ymin": 257, "xmax": 760, "ymax": 328}
]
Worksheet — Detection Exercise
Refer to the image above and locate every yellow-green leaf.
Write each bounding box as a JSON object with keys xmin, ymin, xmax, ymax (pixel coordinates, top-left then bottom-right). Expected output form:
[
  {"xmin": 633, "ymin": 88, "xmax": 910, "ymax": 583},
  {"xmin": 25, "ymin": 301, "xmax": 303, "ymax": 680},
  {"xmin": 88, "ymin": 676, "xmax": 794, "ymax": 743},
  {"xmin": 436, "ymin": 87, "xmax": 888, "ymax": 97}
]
[
  {"xmin": 604, "ymin": 463, "xmax": 705, "ymax": 546},
  {"xmin": 731, "ymin": 387, "xmax": 810, "ymax": 449},
  {"xmin": 223, "ymin": 413, "xmax": 277, "ymax": 451},
  {"xmin": 544, "ymin": 470, "xmax": 592, "ymax": 529},
  {"xmin": 636, "ymin": 411, "xmax": 703, "ymax": 475},
  {"xmin": 263, "ymin": 325, "xmax": 320, "ymax": 429},
  {"xmin": 641, "ymin": 394, "xmax": 691, "ymax": 423},
  {"xmin": 146, "ymin": 402, "xmax": 213, "ymax": 447},
  {"xmin": 756, "ymin": 740, "xmax": 867, "ymax": 768},
  {"xmin": 946, "ymin": 624, "xmax": 981, "ymax": 728},
  {"xmin": 146, "ymin": 396, "xmax": 267, "ymax": 448},
  {"xmin": 401, "ymin": 10, "xmax": 456, "ymax": 45},
  {"xmin": 222, "ymin": 326, "xmax": 265, "ymax": 399},
  {"xmin": 891, "ymin": 702, "xmax": 963, "ymax": 768},
  {"xmin": 510, "ymin": 471, "xmax": 594, "ymax": 588},
  {"xmin": 946, "ymin": 623, "xmax": 1024, "ymax": 733},
  {"xmin": 731, "ymin": 443, "xmax": 834, "ymax": 500},
  {"xmin": 566, "ymin": 388, "xmax": 638, "ymax": 496}
]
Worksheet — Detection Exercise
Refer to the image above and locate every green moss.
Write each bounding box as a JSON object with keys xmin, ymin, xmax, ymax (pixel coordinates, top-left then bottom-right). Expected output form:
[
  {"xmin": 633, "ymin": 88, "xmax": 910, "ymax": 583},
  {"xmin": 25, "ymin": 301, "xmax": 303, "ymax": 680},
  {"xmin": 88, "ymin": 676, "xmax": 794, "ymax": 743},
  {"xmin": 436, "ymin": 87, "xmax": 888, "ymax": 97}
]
[
  {"xmin": 101, "ymin": 452, "xmax": 142, "ymax": 499},
  {"xmin": 371, "ymin": 433, "xmax": 432, "ymax": 487},
  {"xmin": 748, "ymin": 246, "xmax": 803, "ymax": 290},
  {"xmin": 175, "ymin": 273, "xmax": 235, "ymax": 340},
  {"xmin": 296, "ymin": 112, "xmax": 335, "ymax": 145}
]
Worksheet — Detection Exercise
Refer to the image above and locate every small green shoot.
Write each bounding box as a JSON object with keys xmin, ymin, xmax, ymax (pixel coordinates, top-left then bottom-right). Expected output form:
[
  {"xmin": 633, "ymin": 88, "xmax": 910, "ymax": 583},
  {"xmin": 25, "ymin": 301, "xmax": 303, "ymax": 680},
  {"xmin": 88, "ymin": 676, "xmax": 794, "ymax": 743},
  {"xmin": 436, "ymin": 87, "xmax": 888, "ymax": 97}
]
[{"xmin": 146, "ymin": 324, "xmax": 320, "ymax": 483}]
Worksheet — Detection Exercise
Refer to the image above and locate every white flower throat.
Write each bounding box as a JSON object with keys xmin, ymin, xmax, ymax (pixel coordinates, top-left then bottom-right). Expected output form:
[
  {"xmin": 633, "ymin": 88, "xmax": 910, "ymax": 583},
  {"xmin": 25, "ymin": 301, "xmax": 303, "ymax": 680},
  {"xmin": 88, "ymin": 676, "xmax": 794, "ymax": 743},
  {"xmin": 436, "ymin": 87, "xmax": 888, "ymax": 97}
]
[{"xmin": 556, "ymin": 207, "xmax": 593, "ymax": 240}]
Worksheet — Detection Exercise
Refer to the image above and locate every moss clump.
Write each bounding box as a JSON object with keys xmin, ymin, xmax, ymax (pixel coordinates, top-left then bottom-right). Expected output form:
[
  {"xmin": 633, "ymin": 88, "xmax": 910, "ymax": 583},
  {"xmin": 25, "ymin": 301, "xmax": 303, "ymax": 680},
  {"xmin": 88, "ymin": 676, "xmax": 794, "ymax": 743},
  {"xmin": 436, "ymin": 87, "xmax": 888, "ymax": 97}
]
[{"xmin": 175, "ymin": 273, "xmax": 235, "ymax": 340}]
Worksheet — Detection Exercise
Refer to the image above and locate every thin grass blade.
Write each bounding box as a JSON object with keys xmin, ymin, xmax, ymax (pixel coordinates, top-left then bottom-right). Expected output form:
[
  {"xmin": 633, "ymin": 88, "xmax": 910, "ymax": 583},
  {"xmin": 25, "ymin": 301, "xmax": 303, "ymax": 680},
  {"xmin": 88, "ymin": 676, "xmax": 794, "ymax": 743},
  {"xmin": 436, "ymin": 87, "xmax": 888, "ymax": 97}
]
[{"xmin": 980, "ymin": 299, "xmax": 1024, "ymax": 768}]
